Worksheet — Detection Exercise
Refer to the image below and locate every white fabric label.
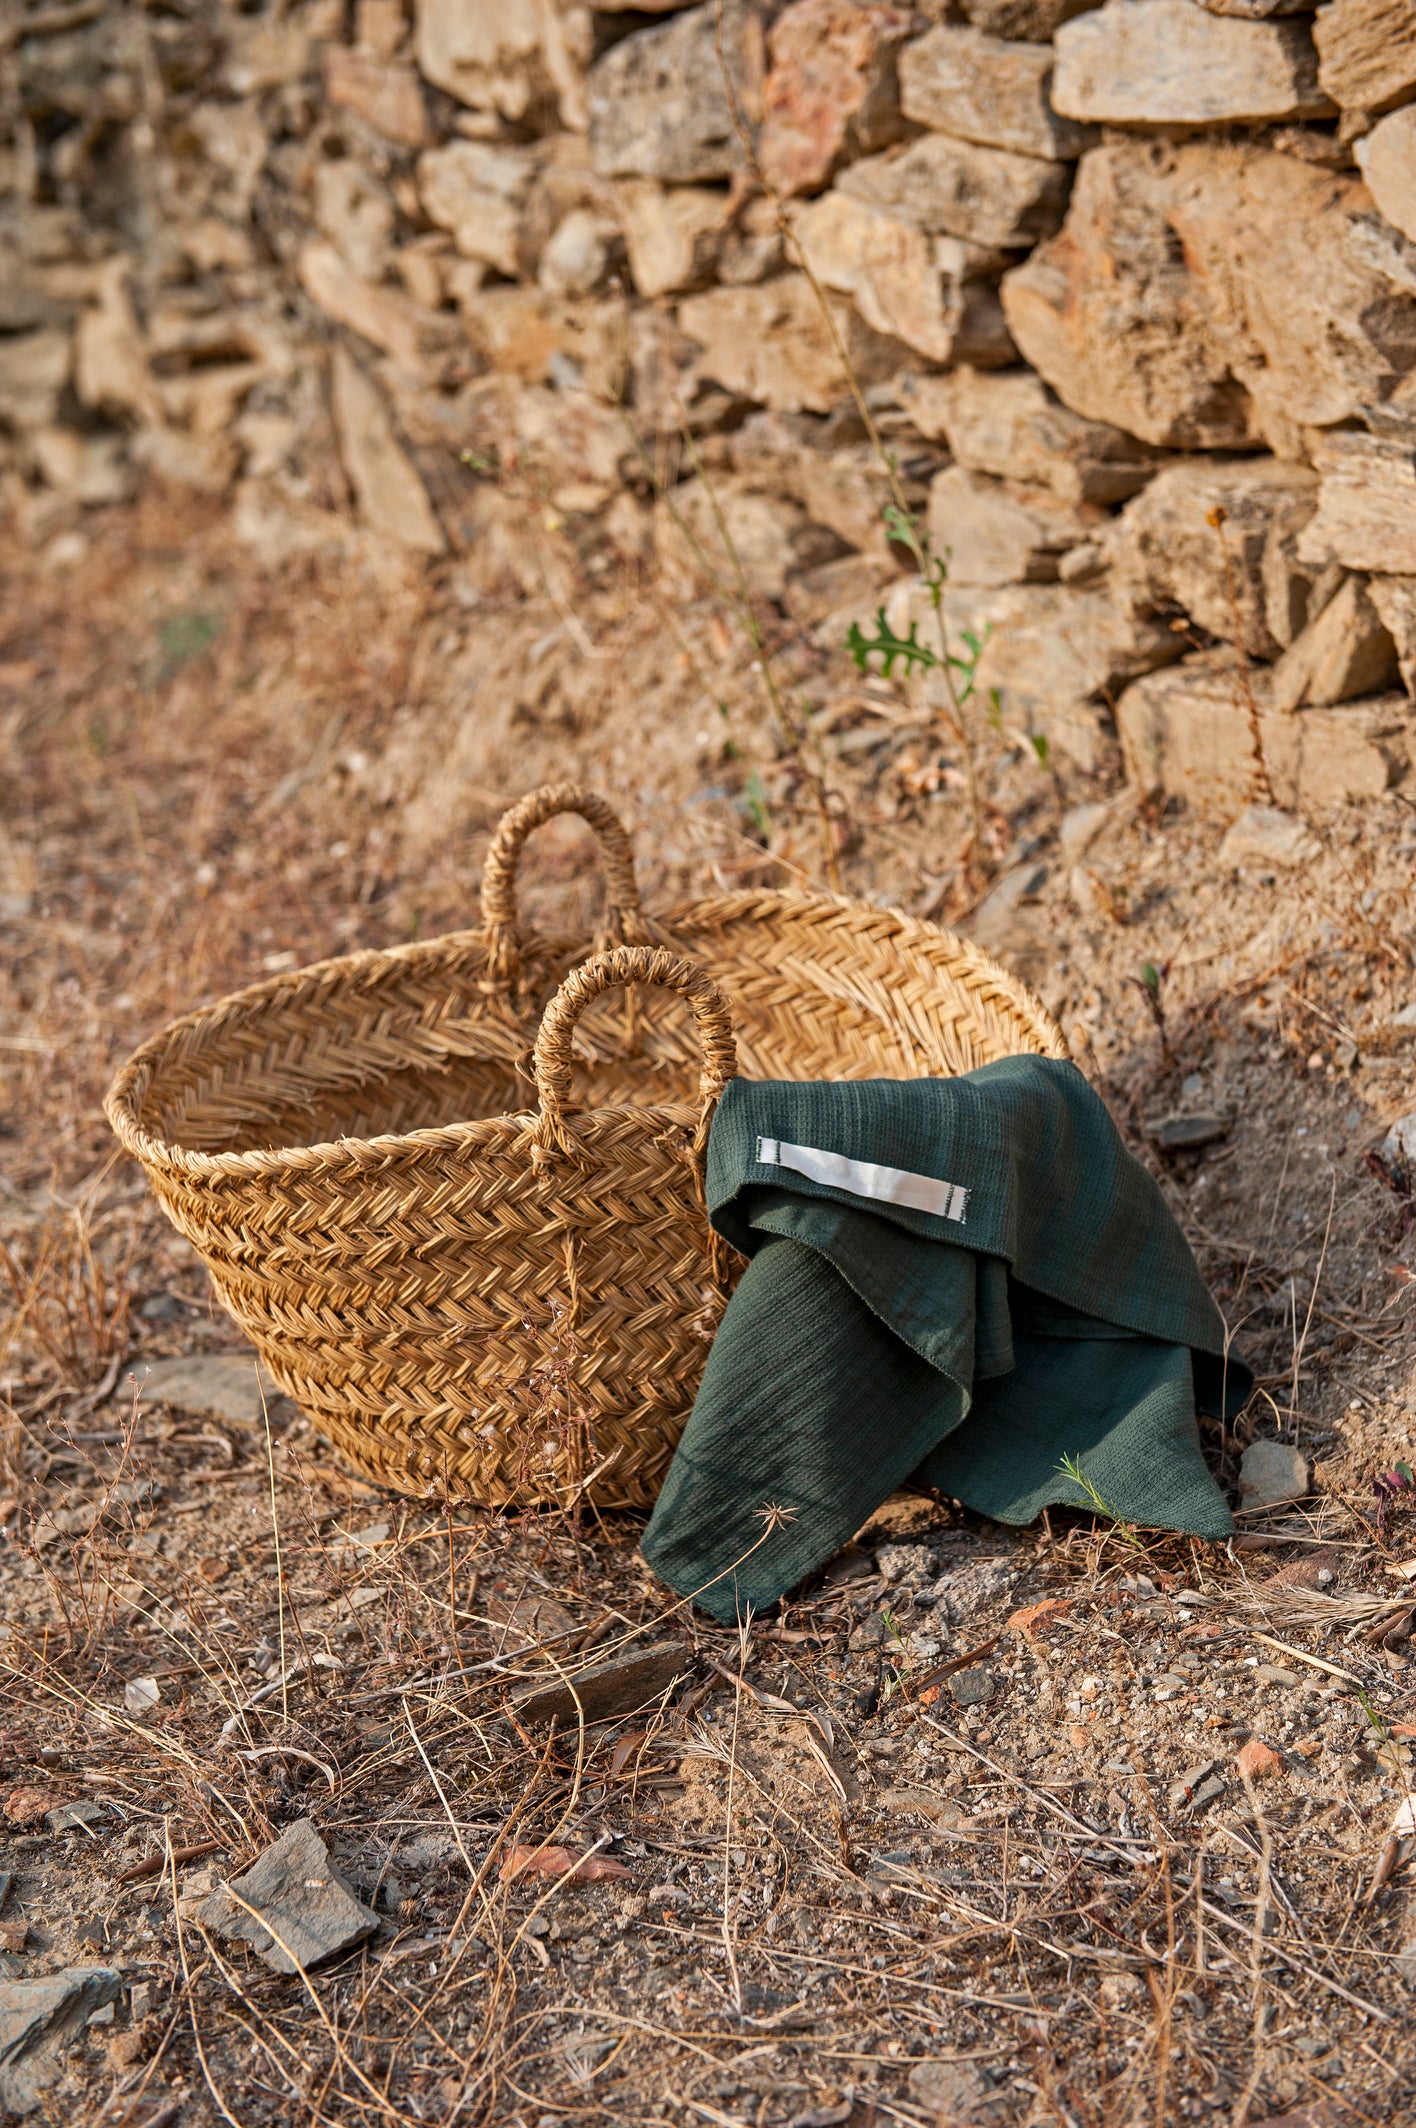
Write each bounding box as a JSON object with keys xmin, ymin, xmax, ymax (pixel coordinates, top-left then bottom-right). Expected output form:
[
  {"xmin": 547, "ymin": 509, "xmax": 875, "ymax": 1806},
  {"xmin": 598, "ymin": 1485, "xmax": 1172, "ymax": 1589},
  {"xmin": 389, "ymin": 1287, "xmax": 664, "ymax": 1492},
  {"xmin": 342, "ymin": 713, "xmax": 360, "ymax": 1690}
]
[{"xmin": 756, "ymin": 1135, "xmax": 969, "ymax": 1223}]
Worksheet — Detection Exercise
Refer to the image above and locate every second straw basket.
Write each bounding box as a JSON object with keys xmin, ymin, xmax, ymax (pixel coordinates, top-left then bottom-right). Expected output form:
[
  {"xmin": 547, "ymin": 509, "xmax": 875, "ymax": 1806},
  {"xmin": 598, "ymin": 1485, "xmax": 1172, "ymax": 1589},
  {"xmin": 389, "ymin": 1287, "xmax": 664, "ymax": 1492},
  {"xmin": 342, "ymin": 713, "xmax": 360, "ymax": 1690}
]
[{"xmin": 106, "ymin": 786, "xmax": 1066, "ymax": 1507}]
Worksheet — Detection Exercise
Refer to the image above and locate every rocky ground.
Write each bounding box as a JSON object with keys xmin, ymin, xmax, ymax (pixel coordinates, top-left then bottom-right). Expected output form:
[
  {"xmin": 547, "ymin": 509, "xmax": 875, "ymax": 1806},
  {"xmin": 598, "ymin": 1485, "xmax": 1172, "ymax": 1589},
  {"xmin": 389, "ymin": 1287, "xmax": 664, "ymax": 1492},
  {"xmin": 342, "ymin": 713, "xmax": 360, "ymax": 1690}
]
[{"xmin": 2, "ymin": 491, "xmax": 1416, "ymax": 2127}]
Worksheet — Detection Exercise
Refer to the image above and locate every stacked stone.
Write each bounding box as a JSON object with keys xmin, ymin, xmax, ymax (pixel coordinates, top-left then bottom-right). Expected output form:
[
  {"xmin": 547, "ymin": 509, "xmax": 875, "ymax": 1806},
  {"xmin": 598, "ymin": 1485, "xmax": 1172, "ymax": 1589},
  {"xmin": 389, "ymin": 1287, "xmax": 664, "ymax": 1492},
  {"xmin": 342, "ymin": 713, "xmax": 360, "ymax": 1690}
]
[{"xmin": 4, "ymin": 0, "xmax": 1416, "ymax": 809}]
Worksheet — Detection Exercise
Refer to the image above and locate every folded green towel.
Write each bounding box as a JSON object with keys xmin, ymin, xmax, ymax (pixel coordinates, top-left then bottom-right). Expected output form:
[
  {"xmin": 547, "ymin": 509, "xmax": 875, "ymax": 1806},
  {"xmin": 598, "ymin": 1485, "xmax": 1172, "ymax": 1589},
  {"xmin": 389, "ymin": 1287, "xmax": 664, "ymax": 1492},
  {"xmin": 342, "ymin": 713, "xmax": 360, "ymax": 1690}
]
[{"xmin": 641, "ymin": 1057, "xmax": 1249, "ymax": 1623}]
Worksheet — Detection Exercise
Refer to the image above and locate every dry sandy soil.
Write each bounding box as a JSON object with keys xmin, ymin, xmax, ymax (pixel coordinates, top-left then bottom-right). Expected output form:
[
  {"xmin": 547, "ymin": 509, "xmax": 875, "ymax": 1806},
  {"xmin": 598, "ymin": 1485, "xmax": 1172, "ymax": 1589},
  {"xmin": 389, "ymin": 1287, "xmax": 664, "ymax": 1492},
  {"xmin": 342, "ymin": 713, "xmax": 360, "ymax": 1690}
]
[{"xmin": 2, "ymin": 489, "xmax": 1415, "ymax": 2128}]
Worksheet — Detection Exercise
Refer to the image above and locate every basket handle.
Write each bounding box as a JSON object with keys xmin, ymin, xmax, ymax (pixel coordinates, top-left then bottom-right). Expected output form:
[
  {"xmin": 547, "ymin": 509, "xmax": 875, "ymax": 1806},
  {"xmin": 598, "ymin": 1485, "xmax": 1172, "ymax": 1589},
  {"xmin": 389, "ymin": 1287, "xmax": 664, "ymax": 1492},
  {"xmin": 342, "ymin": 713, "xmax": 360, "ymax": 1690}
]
[
  {"xmin": 480, "ymin": 785, "xmax": 650, "ymax": 986},
  {"xmin": 532, "ymin": 946, "xmax": 737, "ymax": 1160}
]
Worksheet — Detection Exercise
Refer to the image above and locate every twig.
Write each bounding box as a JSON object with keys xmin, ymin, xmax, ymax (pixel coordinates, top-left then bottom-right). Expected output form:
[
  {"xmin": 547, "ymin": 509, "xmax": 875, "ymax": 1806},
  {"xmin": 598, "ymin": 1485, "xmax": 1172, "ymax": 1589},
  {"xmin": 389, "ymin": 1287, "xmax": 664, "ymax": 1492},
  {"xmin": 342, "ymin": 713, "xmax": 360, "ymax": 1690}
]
[
  {"xmin": 258, "ymin": 1370, "xmax": 287, "ymax": 1725},
  {"xmin": 1249, "ymin": 1631, "xmax": 1362, "ymax": 1685},
  {"xmin": 166, "ymin": 1820, "xmax": 245, "ymax": 2128}
]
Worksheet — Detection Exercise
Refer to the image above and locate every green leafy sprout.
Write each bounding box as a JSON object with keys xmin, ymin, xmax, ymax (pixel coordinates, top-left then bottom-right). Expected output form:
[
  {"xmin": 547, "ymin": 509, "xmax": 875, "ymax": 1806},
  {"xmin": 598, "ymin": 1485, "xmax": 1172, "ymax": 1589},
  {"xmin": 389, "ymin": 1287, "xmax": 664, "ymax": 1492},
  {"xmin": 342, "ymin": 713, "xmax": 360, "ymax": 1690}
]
[
  {"xmin": 1058, "ymin": 1453, "xmax": 1145, "ymax": 1551},
  {"xmin": 845, "ymin": 609, "xmax": 993, "ymax": 706}
]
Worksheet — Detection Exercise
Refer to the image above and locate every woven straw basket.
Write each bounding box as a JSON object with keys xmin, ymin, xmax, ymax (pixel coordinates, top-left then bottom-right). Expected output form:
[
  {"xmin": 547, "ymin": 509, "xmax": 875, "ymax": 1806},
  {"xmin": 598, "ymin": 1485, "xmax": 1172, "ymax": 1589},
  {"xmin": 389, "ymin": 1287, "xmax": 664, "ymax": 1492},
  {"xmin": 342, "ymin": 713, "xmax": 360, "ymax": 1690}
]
[{"xmin": 106, "ymin": 785, "xmax": 1066, "ymax": 1508}]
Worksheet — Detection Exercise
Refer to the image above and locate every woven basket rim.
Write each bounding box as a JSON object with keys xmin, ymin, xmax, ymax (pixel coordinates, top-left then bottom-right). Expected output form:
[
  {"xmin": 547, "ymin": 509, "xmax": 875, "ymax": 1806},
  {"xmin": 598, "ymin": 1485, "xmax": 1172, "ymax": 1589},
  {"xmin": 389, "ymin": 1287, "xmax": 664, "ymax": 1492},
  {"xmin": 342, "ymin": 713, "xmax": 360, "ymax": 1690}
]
[
  {"xmin": 661, "ymin": 886, "xmax": 1066, "ymax": 1033},
  {"xmin": 104, "ymin": 884, "xmax": 1066, "ymax": 1183},
  {"xmin": 108, "ymin": 1087, "xmax": 706, "ymax": 1188}
]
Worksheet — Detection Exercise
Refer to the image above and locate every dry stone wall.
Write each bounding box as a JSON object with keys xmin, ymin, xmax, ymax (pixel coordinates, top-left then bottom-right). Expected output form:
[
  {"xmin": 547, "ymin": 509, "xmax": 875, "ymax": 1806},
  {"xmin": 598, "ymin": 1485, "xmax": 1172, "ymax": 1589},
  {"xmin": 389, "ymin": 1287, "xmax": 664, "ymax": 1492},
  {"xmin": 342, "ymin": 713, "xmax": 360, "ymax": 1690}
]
[{"xmin": 6, "ymin": 0, "xmax": 1416, "ymax": 811}]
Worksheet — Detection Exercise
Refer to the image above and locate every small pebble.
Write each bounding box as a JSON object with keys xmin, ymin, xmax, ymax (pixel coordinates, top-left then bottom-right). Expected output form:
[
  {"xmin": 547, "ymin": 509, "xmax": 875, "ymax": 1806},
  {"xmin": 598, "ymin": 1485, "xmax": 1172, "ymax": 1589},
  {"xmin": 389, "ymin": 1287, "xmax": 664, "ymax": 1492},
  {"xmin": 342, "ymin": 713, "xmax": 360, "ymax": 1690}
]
[{"xmin": 950, "ymin": 1667, "xmax": 996, "ymax": 1708}]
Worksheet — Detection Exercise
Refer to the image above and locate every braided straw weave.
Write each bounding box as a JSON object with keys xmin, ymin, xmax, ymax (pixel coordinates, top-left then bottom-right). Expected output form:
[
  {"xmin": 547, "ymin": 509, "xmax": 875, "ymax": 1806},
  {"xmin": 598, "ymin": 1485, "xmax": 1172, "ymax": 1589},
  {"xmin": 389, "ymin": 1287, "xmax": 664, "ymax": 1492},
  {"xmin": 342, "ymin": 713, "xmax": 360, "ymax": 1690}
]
[{"xmin": 106, "ymin": 786, "xmax": 1067, "ymax": 1507}]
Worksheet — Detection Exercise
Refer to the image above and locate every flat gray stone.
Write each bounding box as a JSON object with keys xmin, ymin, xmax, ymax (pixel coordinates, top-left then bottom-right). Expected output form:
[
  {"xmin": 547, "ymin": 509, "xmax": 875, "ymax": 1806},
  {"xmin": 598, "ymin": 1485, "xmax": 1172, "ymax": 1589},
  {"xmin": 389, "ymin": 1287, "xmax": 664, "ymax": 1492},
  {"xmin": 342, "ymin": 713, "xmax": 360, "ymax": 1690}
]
[
  {"xmin": 0, "ymin": 1966, "xmax": 122, "ymax": 2114},
  {"xmin": 927, "ymin": 1557, "xmax": 1018, "ymax": 1624},
  {"xmin": 876, "ymin": 1543, "xmax": 939, "ymax": 1586},
  {"xmin": 30, "ymin": 1505, "xmax": 98, "ymax": 1551},
  {"xmin": 511, "ymin": 1642, "xmax": 690, "ymax": 1728},
  {"xmin": 135, "ymin": 1354, "xmax": 281, "ymax": 1428},
  {"xmin": 1238, "ymin": 1439, "xmax": 1311, "ymax": 1511},
  {"xmin": 879, "ymin": 1784, "xmax": 967, "ymax": 1824},
  {"xmin": 966, "ymin": 862, "xmax": 1050, "ymax": 958},
  {"xmin": 1219, "ymin": 805, "xmax": 1319, "ymax": 870},
  {"xmin": 1169, "ymin": 1760, "xmax": 1219, "ymax": 1807},
  {"xmin": 1151, "ymin": 1113, "xmax": 1229, "ymax": 1151},
  {"xmin": 192, "ymin": 1819, "xmax": 378, "ymax": 1974},
  {"xmin": 44, "ymin": 1801, "xmax": 107, "ymax": 1834},
  {"xmin": 1059, "ymin": 801, "xmax": 1114, "ymax": 858},
  {"xmin": 907, "ymin": 2056, "xmax": 990, "ymax": 2119},
  {"xmin": 949, "ymin": 1666, "xmax": 997, "ymax": 1707}
]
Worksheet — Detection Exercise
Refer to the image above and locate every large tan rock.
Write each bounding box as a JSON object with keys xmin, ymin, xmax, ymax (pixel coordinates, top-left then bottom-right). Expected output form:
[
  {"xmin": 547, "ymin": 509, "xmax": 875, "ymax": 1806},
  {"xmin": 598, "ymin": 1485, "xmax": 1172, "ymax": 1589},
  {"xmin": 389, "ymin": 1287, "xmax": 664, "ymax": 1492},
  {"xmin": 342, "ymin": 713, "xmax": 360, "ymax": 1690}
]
[
  {"xmin": 928, "ymin": 465, "xmax": 1100, "ymax": 584},
  {"xmin": 679, "ymin": 273, "xmax": 913, "ymax": 413},
  {"xmin": 314, "ymin": 161, "xmax": 395, "ymax": 282},
  {"xmin": 901, "ymin": 366, "xmax": 1158, "ymax": 504},
  {"xmin": 900, "ymin": 25, "xmax": 1096, "ymax": 159},
  {"xmin": 731, "ymin": 411, "xmax": 906, "ymax": 556},
  {"xmin": 616, "ymin": 182, "xmax": 726, "ymax": 298},
  {"xmin": 970, "ymin": 583, "xmax": 1181, "ymax": 769},
  {"xmin": 793, "ymin": 190, "xmax": 1016, "ymax": 363},
  {"xmin": 415, "ymin": 0, "xmax": 589, "ymax": 130},
  {"xmin": 494, "ymin": 383, "xmax": 631, "ymax": 510},
  {"xmin": 1357, "ymin": 107, "xmax": 1416, "ymax": 245},
  {"xmin": 31, "ymin": 426, "xmax": 129, "ymax": 505},
  {"xmin": 0, "ymin": 327, "xmax": 70, "ymax": 430},
  {"xmin": 1369, "ymin": 576, "xmax": 1416, "ymax": 696},
  {"xmin": 1260, "ymin": 482, "xmax": 1333, "ymax": 649},
  {"xmin": 1053, "ymin": 0, "xmax": 1331, "ymax": 125},
  {"xmin": 133, "ymin": 422, "xmax": 241, "ymax": 496},
  {"xmin": 1268, "ymin": 575, "xmax": 1398, "ymax": 710},
  {"xmin": 837, "ymin": 133, "xmax": 1072, "ymax": 250},
  {"xmin": 298, "ymin": 242, "xmax": 449, "ymax": 377},
  {"xmin": 1118, "ymin": 660, "xmax": 1413, "ymax": 812},
  {"xmin": 1109, "ymin": 457, "xmax": 1317, "ymax": 657},
  {"xmin": 795, "ymin": 446, "xmax": 899, "ymax": 558},
  {"xmin": 1299, "ymin": 432, "xmax": 1416, "ymax": 576},
  {"xmin": 888, "ymin": 575, "xmax": 1183, "ymax": 769},
  {"xmin": 330, "ymin": 345, "xmax": 445, "ymax": 554},
  {"xmin": 962, "ymin": 0, "xmax": 1100, "ymax": 36},
  {"xmin": 656, "ymin": 476, "xmax": 846, "ymax": 599},
  {"xmin": 324, "ymin": 46, "xmax": 428, "ymax": 146},
  {"xmin": 1163, "ymin": 145, "xmax": 1416, "ymax": 442},
  {"xmin": 417, "ymin": 140, "xmax": 535, "ymax": 276},
  {"xmin": 223, "ymin": 14, "xmax": 314, "ymax": 93},
  {"xmin": 1313, "ymin": 0, "xmax": 1416, "ymax": 117},
  {"xmin": 1289, "ymin": 699, "xmax": 1415, "ymax": 805},
  {"xmin": 1196, "ymin": 0, "xmax": 1314, "ymax": 14},
  {"xmin": 189, "ymin": 100, "xmax": 269, "ymax": 223},
  {"xmin": 587, "ymin": 2, "xmax": 766, "ymax": 182},
  {"xmin": 1005, "ymin": 141, "xmax": 1416, "ymax": 450},
  {"xmin": 759, "ymin": 0, "xmax": 913, "ymax": 197},
  {"xmin": 1001, "ymin": 145, "xmax": 1259, "ymax": 448},
  {"xmin": 74, "ymin": 263, "xmax": 160, "ymax": 426}
]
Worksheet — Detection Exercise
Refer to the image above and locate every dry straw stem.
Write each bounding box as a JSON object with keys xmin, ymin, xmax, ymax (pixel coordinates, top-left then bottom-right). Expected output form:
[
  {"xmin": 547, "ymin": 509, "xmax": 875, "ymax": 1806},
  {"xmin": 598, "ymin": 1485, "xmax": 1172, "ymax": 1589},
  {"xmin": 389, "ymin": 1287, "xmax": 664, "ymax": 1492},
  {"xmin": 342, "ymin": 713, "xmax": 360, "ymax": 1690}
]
[
  {"xmin": 166, "ymin": 1820, "xmax": 245, "ymax": 2128},
  {"xmin": 613, "ymin": 397, "xmax": 840, "ymax": 887},
  {"xmin": 677, "ymin": 419, "xmax": 844, "ymax": 892},
  {"xmin": 1207, "ymin": 505, "xmax": 1276, "ymax": 809},
  {"xmin": 1231, "ymin": 1761, "xmax": 1275, "ymax": 2128},
  {"xmin": 711, "ymin": 0, "xmax": 987, "ymax": 876}
]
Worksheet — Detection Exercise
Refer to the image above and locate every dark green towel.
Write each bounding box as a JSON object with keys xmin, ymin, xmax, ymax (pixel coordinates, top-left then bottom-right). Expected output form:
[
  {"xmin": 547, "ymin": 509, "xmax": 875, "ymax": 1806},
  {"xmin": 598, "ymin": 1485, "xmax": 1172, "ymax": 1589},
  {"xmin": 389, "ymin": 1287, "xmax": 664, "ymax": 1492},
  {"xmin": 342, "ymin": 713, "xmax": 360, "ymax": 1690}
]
[{"xmin": 641, "ymin": 1058, "xmax": 1249, "ymax": 1623}]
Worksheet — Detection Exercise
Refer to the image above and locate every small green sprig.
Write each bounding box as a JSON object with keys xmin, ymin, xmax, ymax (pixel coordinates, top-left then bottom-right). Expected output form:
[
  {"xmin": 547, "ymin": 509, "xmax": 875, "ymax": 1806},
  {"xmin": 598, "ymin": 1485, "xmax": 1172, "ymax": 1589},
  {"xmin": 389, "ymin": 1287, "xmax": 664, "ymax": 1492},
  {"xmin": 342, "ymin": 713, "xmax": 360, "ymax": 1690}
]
[{"xmin": 1058, "ymin": 1453, "xmax": 1145, "ymax": 1551}]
